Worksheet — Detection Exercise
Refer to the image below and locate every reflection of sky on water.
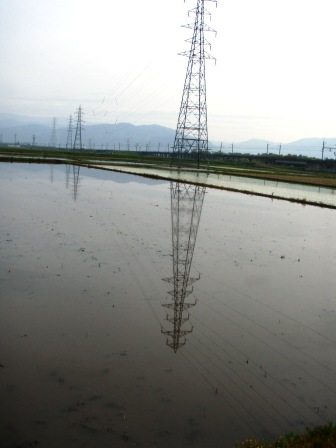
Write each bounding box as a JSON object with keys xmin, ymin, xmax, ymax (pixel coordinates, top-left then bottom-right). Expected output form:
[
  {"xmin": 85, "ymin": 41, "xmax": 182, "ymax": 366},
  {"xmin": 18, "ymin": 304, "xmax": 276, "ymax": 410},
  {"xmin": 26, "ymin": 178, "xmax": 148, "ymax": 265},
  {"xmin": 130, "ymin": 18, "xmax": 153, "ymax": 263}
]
[
  {"xmin": 0, "ymin": 162, "xmax": 336, "ymax": 448},
  {"xmin": 95, "ymin": 164, "xmax": 336, "ymax": 207}
]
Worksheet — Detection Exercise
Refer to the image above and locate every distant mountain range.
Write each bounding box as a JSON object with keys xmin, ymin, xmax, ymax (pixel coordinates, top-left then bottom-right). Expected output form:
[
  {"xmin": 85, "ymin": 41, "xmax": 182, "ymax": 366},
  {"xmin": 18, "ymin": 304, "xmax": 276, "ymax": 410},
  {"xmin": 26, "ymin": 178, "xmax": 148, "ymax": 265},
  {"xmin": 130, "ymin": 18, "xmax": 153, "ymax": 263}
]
[
  {"xmin": 0, "ymin": 113, "xmax": 335, "ymax": 159},
  {"xmin": 214, "ymin": 138, "xmax": 334, "ymax": 159},
  {"xmin": 0, "ymin": 114, "xmax": 176, "ymax": 152}
]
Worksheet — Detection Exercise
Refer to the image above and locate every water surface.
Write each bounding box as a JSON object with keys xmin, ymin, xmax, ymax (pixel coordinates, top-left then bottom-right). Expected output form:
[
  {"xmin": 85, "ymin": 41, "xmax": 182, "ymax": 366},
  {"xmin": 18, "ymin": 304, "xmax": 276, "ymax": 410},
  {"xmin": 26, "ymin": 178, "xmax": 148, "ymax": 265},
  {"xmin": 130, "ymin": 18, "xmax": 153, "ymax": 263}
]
[
  {"xmin": 0, "ymin": 163, "xmax": 336, "ymax": 448},
  {"xmin": 94, "ymin": 164, "xmax": 336, "ymax": 207}
]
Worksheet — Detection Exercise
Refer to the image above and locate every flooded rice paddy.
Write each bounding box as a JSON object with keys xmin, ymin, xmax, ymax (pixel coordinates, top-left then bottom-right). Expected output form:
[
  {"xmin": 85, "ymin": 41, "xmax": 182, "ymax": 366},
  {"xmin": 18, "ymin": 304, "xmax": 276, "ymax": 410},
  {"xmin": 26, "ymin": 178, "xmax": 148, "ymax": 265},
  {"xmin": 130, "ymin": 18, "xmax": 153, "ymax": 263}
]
[
  {"xmin": 1, "ymin": 162, "xmax": 336, "ymax": 448},
  {"xmin": 94, "ymin": 164, "xmax": 336, "ymax": 208}
]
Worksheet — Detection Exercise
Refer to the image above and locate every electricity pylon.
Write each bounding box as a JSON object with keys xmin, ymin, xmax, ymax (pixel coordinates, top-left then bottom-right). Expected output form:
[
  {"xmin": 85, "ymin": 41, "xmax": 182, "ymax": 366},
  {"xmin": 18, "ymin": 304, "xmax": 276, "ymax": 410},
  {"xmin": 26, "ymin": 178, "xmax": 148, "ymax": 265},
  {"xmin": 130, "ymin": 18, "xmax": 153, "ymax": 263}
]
[
  {"xmin": 66, "ymin": 114, "xmax": 73, "ymax": 149},
  {"xmin": 50, "ymin": 117, "xmax": 57, "ymax": 149},
  {"xmin": 73, "ymin": 105, "xmax": 84, "ymax": 150},
  {"xmin": 161, "ymin": 182, "xmax": 206, "ymax": 352},
  {"xmin": 172, "ymin": 0, "xmax": 216, "ymax": 168}
]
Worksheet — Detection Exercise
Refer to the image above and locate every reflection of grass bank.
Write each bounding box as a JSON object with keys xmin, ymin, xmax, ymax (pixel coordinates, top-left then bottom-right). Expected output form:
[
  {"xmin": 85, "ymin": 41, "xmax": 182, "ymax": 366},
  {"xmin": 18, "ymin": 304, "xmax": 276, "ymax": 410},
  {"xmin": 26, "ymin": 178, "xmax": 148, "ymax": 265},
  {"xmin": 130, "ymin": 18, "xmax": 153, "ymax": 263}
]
[{"xmin": 235, "ymin": 422, "xmax": 336, "ymax": 447}]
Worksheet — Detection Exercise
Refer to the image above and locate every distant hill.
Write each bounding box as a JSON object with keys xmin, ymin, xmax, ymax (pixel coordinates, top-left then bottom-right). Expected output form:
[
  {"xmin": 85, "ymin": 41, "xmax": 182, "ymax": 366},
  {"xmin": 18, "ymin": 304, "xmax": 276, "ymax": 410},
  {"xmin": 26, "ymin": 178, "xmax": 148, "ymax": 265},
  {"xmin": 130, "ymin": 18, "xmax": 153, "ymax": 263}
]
[
  {"xmin": 0, "ymin": 115, "xmax": 176, "ymax": 151},
  {"xmin": 0, "ymin": 123, "xmax": 51, "ymax": 145},
  {"xmin": 82, "ymin": 123, "xmax": 176, "ymax": 151},
  {"xmin": 214, "ymin": 138, "xmax": 334, "ymax": 159},
  {"xmin": 0, "ymin": 113, "xmax": 67, "ymax": 128},
  {"xmin": 0, "ymin": 113, "xmax": 335, "ymax": 158}
]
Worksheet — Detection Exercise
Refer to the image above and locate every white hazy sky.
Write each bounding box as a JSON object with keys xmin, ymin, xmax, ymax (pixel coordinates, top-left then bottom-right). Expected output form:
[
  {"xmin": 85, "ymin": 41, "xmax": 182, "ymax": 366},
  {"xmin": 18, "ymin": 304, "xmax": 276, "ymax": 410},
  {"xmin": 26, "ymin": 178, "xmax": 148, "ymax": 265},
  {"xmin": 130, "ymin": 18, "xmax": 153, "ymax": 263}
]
[{"xmin": 1, "ymin": 0, "xmax": 336, "ymax": 143}]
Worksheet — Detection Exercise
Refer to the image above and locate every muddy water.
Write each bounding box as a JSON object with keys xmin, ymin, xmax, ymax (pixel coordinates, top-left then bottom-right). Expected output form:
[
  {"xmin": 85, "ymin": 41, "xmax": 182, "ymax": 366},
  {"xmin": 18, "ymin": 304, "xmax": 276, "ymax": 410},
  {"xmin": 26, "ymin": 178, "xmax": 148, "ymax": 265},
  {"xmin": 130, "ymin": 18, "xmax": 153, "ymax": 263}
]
[{"xmin": 0, "ymin": 162, "xmax": 336, "ymax": 448}]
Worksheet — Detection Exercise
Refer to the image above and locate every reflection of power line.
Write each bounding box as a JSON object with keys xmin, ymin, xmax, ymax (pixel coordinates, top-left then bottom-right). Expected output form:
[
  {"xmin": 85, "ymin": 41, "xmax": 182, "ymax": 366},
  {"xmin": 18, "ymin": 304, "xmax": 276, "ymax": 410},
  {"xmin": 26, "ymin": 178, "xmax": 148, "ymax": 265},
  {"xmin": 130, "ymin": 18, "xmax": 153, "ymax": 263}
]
[
  {"xmin": 197, "ymin": 286, "xmax": 336, "ymax": 392},
  {"xmin": 161, "ymin": 182, "xmax": 205, "ymax": 351},
  {"xmin": 188, "ymin": 275, "xmax": 336, "ymax": 426}
]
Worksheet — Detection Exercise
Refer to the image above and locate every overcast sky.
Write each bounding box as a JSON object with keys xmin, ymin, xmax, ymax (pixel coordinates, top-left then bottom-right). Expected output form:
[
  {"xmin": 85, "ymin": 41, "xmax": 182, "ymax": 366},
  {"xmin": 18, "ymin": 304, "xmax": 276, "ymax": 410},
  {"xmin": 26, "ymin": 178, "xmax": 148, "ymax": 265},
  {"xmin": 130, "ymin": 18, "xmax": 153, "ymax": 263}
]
[{"xmin": 1, "ymin": 0, "xmax": 336, "ymax": 143}]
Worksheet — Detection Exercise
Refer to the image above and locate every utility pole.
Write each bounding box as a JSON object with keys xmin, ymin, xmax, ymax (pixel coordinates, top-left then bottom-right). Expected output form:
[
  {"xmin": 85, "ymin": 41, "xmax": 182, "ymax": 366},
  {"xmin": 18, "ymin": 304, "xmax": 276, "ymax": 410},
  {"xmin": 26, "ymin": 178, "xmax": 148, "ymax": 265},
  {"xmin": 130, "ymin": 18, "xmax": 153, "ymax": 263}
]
[
  {"xmin": 51, "ymin": 117, "xmax": 57, "ymax": 149},
  {"xmin": 66, "ymin": 114, "xmax": 73, "ymax": 149},
  {"xmin": 171, "ymin": 0, "xmax": 217, "ymax": 168},
  {"xmin": 73, "ymin": 106, "xmax": 84, "ymax": 150},
  {"xmin": 161, "ymin": 182, "xmax": 206, "ymax": 352},
  {"xmin": 321, "ymin": 140, "xmax": 336, "ymax": 162}
]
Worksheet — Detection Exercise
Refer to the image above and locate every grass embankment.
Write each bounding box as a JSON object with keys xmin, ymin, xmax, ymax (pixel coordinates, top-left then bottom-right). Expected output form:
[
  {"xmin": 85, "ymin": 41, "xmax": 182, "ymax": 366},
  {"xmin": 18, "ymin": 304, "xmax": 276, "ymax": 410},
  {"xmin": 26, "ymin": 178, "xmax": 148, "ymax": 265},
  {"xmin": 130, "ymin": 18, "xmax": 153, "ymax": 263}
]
[
  {"xmin": 1, "ymin": 146, "xmax": 336, "ymax": 189},
  {"xmin": 235, "ymin": 423, "xmax": 336, "ymax": 448}
]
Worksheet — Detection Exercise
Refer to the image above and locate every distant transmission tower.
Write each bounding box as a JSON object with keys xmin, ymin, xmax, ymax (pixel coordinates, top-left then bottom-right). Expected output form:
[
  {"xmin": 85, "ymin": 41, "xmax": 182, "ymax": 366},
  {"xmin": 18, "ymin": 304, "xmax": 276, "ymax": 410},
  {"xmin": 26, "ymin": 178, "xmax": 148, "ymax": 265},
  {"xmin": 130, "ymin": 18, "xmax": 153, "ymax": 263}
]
[
  {"xmin": 161, "ymin": 182, "xmax": 206, "ymax": 352},
  {"xmin": 73, "ymin": 105, "xmax": 84, "ymax": 150},
  {"xmin": 172, "ymin": 0, "xmax": 216, "ymax": 168},
  {"xmin": 66, "ymin": 114, "xmax": 73, "ymax": 149},
  {"xmin": 51, "ymin": 117, "xmax": 57, "ymax": 149}
]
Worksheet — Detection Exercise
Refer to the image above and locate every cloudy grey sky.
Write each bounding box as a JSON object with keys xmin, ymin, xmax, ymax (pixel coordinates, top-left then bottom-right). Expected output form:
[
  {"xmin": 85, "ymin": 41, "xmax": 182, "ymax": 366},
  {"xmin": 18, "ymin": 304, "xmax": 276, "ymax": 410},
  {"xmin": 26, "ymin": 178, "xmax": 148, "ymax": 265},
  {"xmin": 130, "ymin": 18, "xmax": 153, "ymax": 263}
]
[{"xmin": 1, "ymin": 0, "xmax": 336, "ymax": 143}]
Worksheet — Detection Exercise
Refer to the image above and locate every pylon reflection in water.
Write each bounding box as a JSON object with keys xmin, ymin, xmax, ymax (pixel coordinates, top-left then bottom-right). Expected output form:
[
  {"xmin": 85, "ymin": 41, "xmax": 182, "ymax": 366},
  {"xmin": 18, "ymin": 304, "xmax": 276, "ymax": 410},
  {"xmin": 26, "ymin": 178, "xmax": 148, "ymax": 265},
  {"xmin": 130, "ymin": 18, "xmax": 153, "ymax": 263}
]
[
  {"xmin": 72, "ymin": 165, "xmax": 80, "ymax": 200},
  {"xmin": 161, "ymin": 182, "xmax": 206, "ymax": 352}
]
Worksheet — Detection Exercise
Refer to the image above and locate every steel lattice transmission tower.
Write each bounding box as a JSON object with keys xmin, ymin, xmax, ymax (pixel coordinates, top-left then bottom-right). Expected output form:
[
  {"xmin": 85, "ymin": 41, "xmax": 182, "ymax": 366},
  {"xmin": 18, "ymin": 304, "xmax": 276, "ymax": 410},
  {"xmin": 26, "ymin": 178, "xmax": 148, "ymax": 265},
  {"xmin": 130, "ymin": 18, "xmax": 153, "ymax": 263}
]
[
  {"xmin": 73, "ymin": 105, "xmax": 85, "ymax": 150},
  {"xmin": 161, "ymin": 182, "xmax": 206, "ymax": 352},
  {"xmin": 66, "ymin": 114, "xmax": 73, "ymax": 149},
  {"xmin": 172, "ymin": 0, "xmax": 216, "ymax": 168}
]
